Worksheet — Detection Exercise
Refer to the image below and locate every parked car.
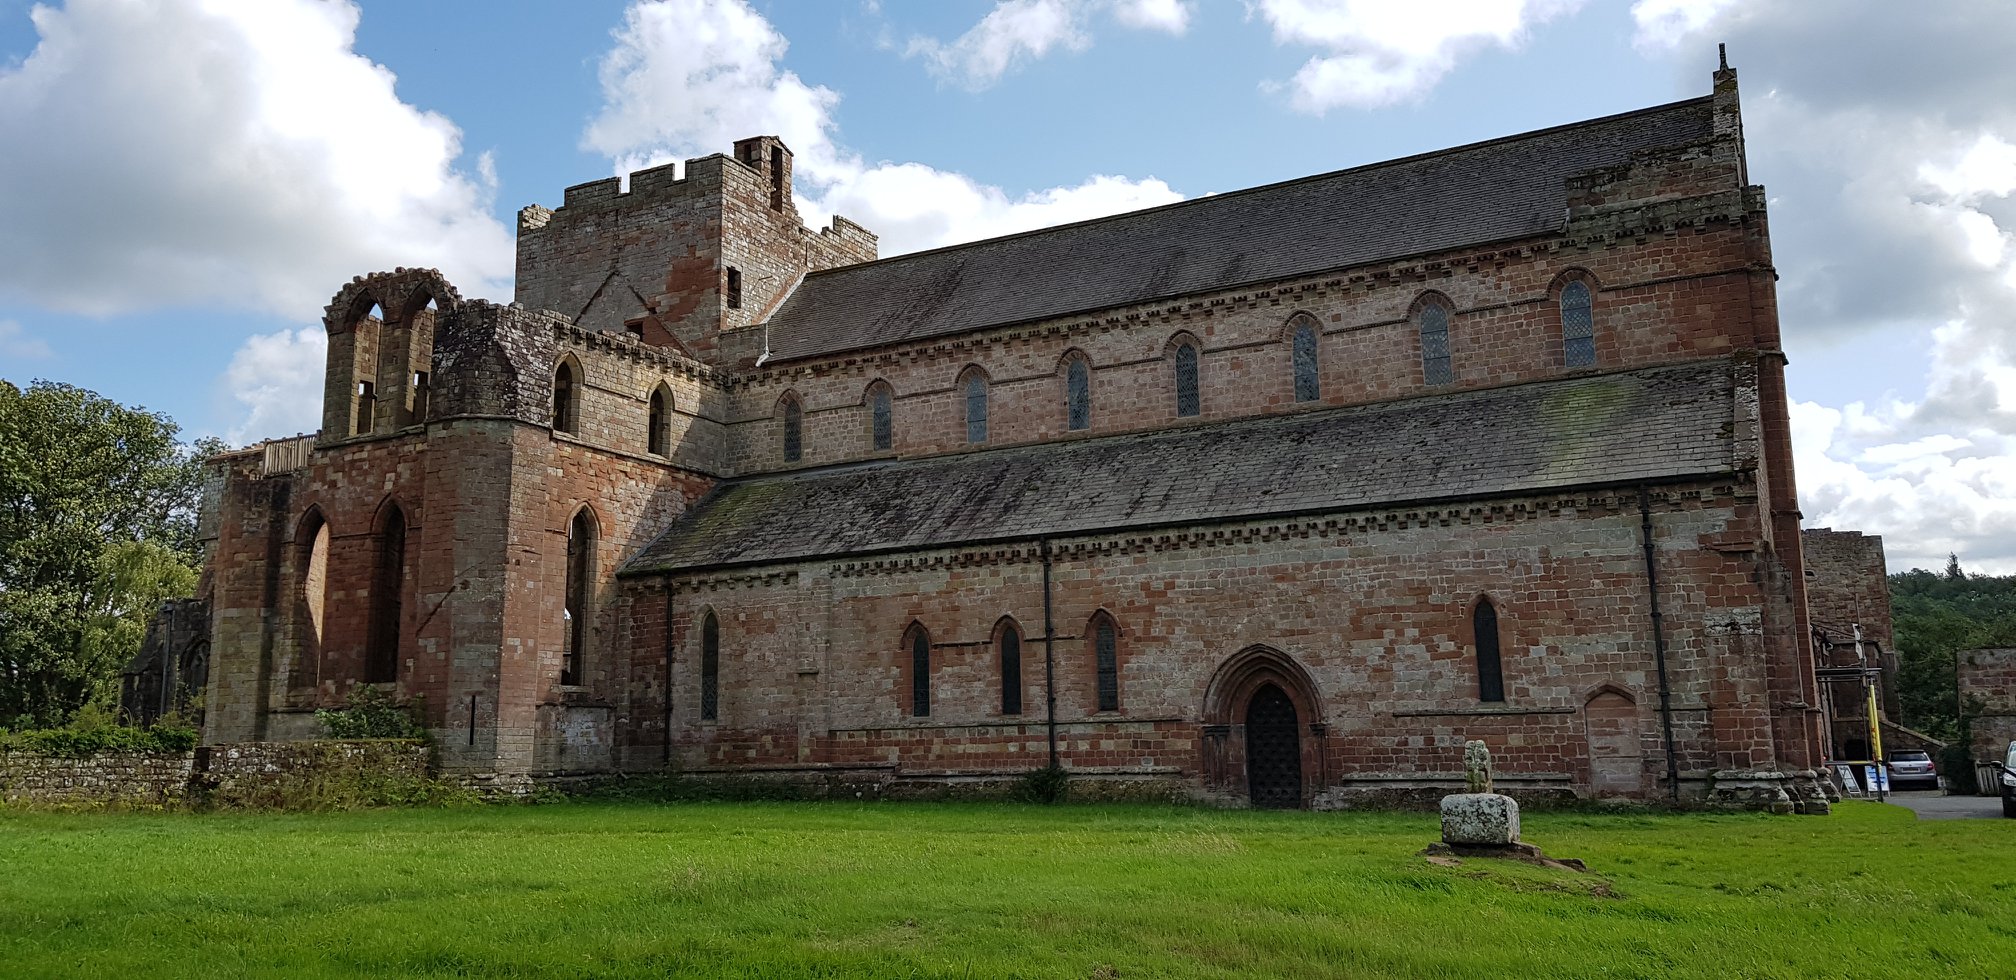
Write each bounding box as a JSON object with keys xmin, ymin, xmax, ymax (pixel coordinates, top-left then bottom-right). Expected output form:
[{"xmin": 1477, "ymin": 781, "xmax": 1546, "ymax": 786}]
[
  {"xmin": 1884, "ymin": 750, "xmax": 1938, "ymax": 790},
  {"xmin": 2002, "ymin": 741, "xmax": 2016, "ymax": 818}
]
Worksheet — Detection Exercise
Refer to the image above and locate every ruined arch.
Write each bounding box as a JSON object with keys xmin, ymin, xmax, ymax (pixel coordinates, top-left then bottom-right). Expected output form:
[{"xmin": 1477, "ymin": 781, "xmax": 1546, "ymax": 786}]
[
  {"xmin": 321, "ymin": 269, "xmax": 464, "ymax": 439},
  {"xmin": 562, "ymin": 505, "xmax": 599, "ymax": 687},
  {"xmin": 364, "ymin": 499, "xmax": 411, "ymax": 685}
]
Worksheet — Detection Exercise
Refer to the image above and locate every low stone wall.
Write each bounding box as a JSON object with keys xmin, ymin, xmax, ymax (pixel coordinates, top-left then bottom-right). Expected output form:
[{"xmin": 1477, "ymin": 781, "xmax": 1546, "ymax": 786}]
[
  {"xmin": 0, "ymin": 740, "xmax": 430, "ymax": 809},
  {"xmin": 0, "ymin": 750, "xmax": 197, "ymax": 807}
]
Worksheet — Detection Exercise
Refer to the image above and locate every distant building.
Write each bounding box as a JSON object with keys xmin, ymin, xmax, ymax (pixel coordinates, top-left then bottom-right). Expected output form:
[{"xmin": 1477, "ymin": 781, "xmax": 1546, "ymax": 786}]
[{"xmin": 184, "ymin": 66, "xmax": 1835, "ymax": 811}]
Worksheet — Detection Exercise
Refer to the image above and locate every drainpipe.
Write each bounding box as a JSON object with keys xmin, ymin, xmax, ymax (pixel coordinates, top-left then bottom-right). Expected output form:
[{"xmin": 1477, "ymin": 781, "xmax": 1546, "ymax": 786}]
[
  {"xmin": 673, "ymin": 572, "xmax": 681, "ymax": 766},
  {"xmin": 1041, "ymin": 538, "xmax": 1059, "ymax": 769},
  {"xmin": 1638, "ymin": 487, "xmax": 1682, "ymax": 802}
]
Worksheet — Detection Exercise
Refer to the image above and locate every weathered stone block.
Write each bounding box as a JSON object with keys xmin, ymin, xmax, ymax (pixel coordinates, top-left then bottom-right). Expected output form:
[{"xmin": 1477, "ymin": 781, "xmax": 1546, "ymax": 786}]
[{"xmin": 1441, "ymin": 792, "xmax": 1521, "ymax": 845}]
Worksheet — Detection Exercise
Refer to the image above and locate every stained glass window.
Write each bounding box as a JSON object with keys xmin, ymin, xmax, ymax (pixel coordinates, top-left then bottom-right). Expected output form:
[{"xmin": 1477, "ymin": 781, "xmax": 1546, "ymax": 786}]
[
  {"xmin": 1562, "ymin": 281, "xmax": 1595, "ymax": 368},
  {"xmin": 1000, "ymin": 624, "xmax": 1022, "ymax": 715},
  {"xmin": 871, "ymin": 386, "xmax": 893, "ymax": 451},
  {"xmin": 965, "ymin": 374, "xmax": 988, "ymax": 444},
  {"xmin": 1420, "ymin": 305, "xmax": 1452, "ymax": 386},
  {"xmin": 1175, "ymin": 342, "xmax": 1200, "ymax": 418},
  {"xmin": 1292, "ymin": 322, "xmax": 1320, "ymax": 402},
  {"xmin": 1094, "ymin": 616, "xmax": 1119, "ymax": 712},
  {"xmin": 1475, "ymin": 600, "xmax": 1504, "ymax": 703},
  {"xmin": 700, "ymin": 612, "xmax": 720, "ymax": 721},
  {"xmin": 1066, "ymin": 357, "xmax": 1091, "ymax": 431}
]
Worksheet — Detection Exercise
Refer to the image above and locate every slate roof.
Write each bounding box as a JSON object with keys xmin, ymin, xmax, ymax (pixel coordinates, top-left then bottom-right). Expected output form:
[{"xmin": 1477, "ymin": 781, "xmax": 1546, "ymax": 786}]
[
  {"xmin": 763, "ymin": 96, "xmax": 1716, "ymax": 362},
  {"xmin": 624, "ymin": 361, "xmax": 1736, "ymax": 576}
]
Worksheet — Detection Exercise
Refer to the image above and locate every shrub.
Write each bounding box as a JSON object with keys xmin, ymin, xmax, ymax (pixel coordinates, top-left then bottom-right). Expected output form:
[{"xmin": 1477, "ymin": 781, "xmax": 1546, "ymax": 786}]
[
  {"xmin": 0, "ymin": 717, "xmax": 198, "ymax": 757},
  {"xmin": 1014, "ymin": 765, "xmax": 1070, "ymax": 804},
  {"xmin": 315, "ymin": 687, "xmax": 427, "ymax": 740}
]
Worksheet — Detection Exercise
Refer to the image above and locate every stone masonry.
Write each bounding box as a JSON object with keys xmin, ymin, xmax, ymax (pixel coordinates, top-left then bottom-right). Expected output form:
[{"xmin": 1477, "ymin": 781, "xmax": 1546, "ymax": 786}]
[{"xmin": 187, "ymin": 67, "xmax": 1841, "ymax": 810}]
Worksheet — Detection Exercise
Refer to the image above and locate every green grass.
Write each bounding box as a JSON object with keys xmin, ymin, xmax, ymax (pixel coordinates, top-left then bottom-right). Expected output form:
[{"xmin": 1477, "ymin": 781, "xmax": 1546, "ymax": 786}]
[{"xmin": 2, "ymin": 801, "xmax": 2012, "ymax": 978}]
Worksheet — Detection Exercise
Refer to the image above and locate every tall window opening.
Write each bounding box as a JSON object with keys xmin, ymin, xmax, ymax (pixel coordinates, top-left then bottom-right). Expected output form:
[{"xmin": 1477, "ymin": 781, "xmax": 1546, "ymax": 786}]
[
  {"xmin": 908, "ymin": 623, "xmax": 932, "ymax": 717},
  {"xmin": 964, "ymin": 371, "xmax": 989, "ymax": 445},
  {"xmin": 726, "ymin": 267, "xmax": 743, "ymax": 310},
  {"xmin": 869, "ymin": 383, "xmax": 894, "ymax": 451},
  {"xmin": 562, "ymin": 509, "xmax": 594, "ymax": 686},
  {"xmin": 355, "ymin": 381, "xmax": 376, "ymax": 435},
  {"xmin": 781, "ymin": 396, "xmax": 803, "ymax": 462},
  {"xmin": 647, "ymin": 386, "xmax": 671, "ymax": 456},
  {"xmin": 365, "ymin": 506, "xmax": 406, "ymax": 683},
  {"xmin": 999, "ymin": 620, "xmax": 1023, "ymax": 715},
  {"xmin": 1174, "ymin": 340, "xmax": 1201, "ymax": 418},
  {"xmin": 1065, "ymin": 354, "xmax": 1091, "ymax": 431},
  {"xmin": 1474, "ymin": 598, "xmax": 1505, "ymax": 703},
  {"xmin": 552, "ymin": 360, "xmax": 577, "ymax": 433},
  {"xmin": 412, "ymin": 371, "xmax": 430, "ymax": 424},
  {"xmin": 1561, "ymin": 280, "xmax": 1595, "ymax": 368},
  {"xmin": 1419, "ymin": 302, "xmax": 1453, "ymax": 386},
  {"xmin": 1291, "ymin": 318, "xmax": 1321, "ymax": 402},
  {"xmin": 1091, "ymin": 613, "xmax": 1119, "ymax": 712},
  {"xmin": 769, "ymin": 146, "xmax": 786, "ymax": 211},
  {"xmin": 700, "ymin": 611, "xmax": 720, "ymax": 722},
  {"xmin": 297, "ymin": 510, "xmax": 330, "ymax": 690}
]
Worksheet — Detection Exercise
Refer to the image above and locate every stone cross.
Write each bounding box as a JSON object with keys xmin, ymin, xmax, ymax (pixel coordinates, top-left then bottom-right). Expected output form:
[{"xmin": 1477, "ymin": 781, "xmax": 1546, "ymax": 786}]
[{"xmin": 1464, "ymin": 739, "xmax": 1493, "ymax": 794}]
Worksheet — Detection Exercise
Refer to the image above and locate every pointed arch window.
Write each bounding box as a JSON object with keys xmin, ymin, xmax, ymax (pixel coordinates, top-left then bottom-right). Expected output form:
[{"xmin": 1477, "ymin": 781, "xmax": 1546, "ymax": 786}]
[
  {"xmin": 964, "ymin": 372, "xmax": 988, "ymax": 445},
  {"xmin": 1474, "ymin": 599, "xmax": 1505, "ymax": 703},
  {"xmin": 870, "ymin": 384, "xmax": 894, "ymax": 451},
  {"xmin": 700, "ymin": 611, "xmax": 720, "ymax": 722},
  {"xmin": 908, "ymin": 624, "xmax": 932, "ymax": 717},
  {"xmin": 562, "ymin": 509, "xmax": 594, "ymax": 686},
  {"xmin": 365, "ymin": 506, "xmax": 405, "ymax": 683},
  {"xmin": 1419, "ymin": 303, "xmax": 1453, "ymax": 386},
  {"xmin": 1291, "ymin": 319, "xmax": 1320, "ymax": 402},
  {"xmin": 1065, "ymin": 355, "xmax": 1091, "ymax": 431},
  {"xmin": 552, "ymin": 360, "xmax": 578, "ymax": 433},
  {"xmin": 1174, "ymin": 340, "xmax": 1201, "ymax": 418},
  {"xmin": 1091, "ymin": 613, "xmax": 1119, "ymax": 712},
  {"xmin": 1561, "ymin": 280, "xmax": 1595, "ymax": 368},
  {"xmin": 647, "ymin": 386, "xmax": 671, "ymax": 456},
  {"xmin": 296, "ymin": 510, "xmax": 331, "ymax": 690},
  {"xmin": 782, "ymin": 396, "xmax": 803, "ymax": 462},
  {"xmin": 999, "ymin": 620, "xmax": 1023, "ymax": 715}
]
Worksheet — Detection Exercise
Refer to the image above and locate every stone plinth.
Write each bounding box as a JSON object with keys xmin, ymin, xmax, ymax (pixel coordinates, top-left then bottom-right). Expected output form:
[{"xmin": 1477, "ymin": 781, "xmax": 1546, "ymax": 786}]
[{"xmin": 1440, "ymin": 792, "xmax": 1521, "ymax": 845}]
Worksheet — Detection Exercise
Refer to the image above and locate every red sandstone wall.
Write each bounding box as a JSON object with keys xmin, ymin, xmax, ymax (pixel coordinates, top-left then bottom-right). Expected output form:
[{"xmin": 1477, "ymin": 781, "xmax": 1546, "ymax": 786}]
[{"xmin": 621, "ymin": 483, "xmax": 1775, "ymax": 802}]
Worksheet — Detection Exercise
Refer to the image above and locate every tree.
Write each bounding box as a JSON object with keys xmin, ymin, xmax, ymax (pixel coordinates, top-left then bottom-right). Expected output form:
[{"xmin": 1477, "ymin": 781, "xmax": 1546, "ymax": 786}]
[
  {"xmin": 0, "ymin": 380, "xmax": 218, "ymax": 727},
  {"xmin": 1889, "ymin": 560, "xmax": 2016, "ymax": 742}
]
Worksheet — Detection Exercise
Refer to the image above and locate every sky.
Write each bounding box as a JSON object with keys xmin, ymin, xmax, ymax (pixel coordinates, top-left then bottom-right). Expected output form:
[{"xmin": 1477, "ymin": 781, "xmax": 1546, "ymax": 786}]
[{"xmin": 0, "ymin": 0, "xmax": 2012, "ymax": 574}]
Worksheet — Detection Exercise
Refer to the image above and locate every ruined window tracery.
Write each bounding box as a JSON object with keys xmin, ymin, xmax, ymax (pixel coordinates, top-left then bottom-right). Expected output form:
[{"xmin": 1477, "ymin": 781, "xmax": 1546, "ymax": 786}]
[
  {"xmin": 782, "ymin": 395, "xmax": 803, "ymax": 462},
  {"xmin": 1092, "ymin": 613, "xmax": 1119, "ymax": 712},
  {"xmin": 552, "ymin": 360, "xmax": 578, "ymax": 433},
  {"xmin": 647, "ymin": 385, "xmax": 671, "ymax": 456},
  {"xmin": 1065, "ymin": 354, "xmax": 1091, "ymax": 431},
  {"xmin": 964, "ymin": 371, "xmax": 988, "ymax": 445},
  {"xmin": 1291, "ymin": 318, "xmax": 1321, "ymax": 402},
  {"xmin": 700, "ymin": 611, "xmax": 720, "ymax": 722},
  {"xmin": 562, "ymin": 509, "xmax": 594, "ymax": 687},
  {"xmin": 1474, "ymin": 599, "xmax": 1505, "ymax": 703},
  {"xmin": 1419, "ymin": 303, "xmax": 1453, "ymax": 386},
  {"xmin": 999, "ymin": 620, "xmax": 1023, "ymax": 715},
  {"xmin": 1174, "ymin": 340, "xmax": 1201, "ymax": 418},
  {"xmin": 365, "ymin": 506, "xmax": 406, "ymax": 684},
  {"xmin": 1561, "ymin": 280, "xmax": 1595, "ymax": 368}
]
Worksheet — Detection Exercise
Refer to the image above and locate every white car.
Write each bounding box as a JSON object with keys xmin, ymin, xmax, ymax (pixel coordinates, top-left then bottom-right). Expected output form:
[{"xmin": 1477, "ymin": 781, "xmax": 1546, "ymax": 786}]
[{"xmin": 2003, "ymin": 741, "xmax": 2016, "ymax": 818}]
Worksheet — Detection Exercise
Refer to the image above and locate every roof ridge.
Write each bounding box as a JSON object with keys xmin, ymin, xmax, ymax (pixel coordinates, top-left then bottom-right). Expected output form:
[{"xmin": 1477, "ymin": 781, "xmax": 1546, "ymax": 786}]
[{"xmin": 780, "ymin": 94, "xmax": 1715, "ymax": 286}]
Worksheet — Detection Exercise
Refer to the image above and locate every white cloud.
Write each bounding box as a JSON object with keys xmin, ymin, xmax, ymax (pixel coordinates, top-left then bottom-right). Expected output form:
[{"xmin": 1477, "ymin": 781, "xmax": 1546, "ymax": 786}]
[
  {"xmin": 1112, "ymin": 0, "xmax": 1193, "ymax": 34},
  {"xmin": 1252, "ymin": 0, "xmax": 1586, "ymax": 113},
  {"xmin": 219, "ymin": 327, "xmax": 326, "ymax": 446},
  {"xmin": 1630, "ymin": 0, "xmax": 1745, "ymax": 51},
  {"xmin": 900, "ymin": 0, "xmax": 1194, "ymax": 89},
  {"xmin": 0, "ymin": 0, "xmax": 513, "ymax": 318},
  {"xmin": 908, "ymin": 0, "xmax": 1092, "ymax": 89},
  {"xmin": 590, "ymin": 0, "xmax": 1186, "ymax": 257},
  {"xmin": 0, "ymin": 320, "xmax": 52, "ymax": 360}
]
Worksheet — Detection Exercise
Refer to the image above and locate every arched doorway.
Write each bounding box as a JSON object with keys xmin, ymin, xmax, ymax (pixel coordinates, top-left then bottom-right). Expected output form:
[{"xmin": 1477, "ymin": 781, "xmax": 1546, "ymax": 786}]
[{"xmin": 1246, "ymin": 684, "xmax": 1303, "ymax": 808}]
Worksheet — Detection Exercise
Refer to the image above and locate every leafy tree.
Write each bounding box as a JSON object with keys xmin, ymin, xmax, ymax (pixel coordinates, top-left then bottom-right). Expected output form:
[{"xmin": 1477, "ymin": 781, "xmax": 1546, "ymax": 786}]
[
  {"xmin": 1888, "ymin": 560, "xmax": 2016, "ymax": 741},
  {"xmin": 0, "ymin": 380, "xmax": 219, "ymax": 727}
]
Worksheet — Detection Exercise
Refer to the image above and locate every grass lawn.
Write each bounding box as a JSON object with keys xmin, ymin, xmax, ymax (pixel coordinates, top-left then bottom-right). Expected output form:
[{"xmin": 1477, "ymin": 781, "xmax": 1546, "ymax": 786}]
[{"xmin": 2, "ymin": 800, "xmax": 2013, "ymax": 978}]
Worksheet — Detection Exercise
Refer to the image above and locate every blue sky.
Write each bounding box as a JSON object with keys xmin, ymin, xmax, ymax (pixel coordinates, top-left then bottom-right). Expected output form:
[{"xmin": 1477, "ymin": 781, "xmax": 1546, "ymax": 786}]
[{"xmin": 1, "ymin": 1, "xmax": 2011, "ymax": 572}]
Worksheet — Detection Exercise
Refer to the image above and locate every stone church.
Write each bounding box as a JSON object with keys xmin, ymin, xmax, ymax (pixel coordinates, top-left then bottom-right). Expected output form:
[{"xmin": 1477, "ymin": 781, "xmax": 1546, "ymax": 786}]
[{"xmin": 186, "ymin": 65, "xmax": 1835, "ymax": 811}]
